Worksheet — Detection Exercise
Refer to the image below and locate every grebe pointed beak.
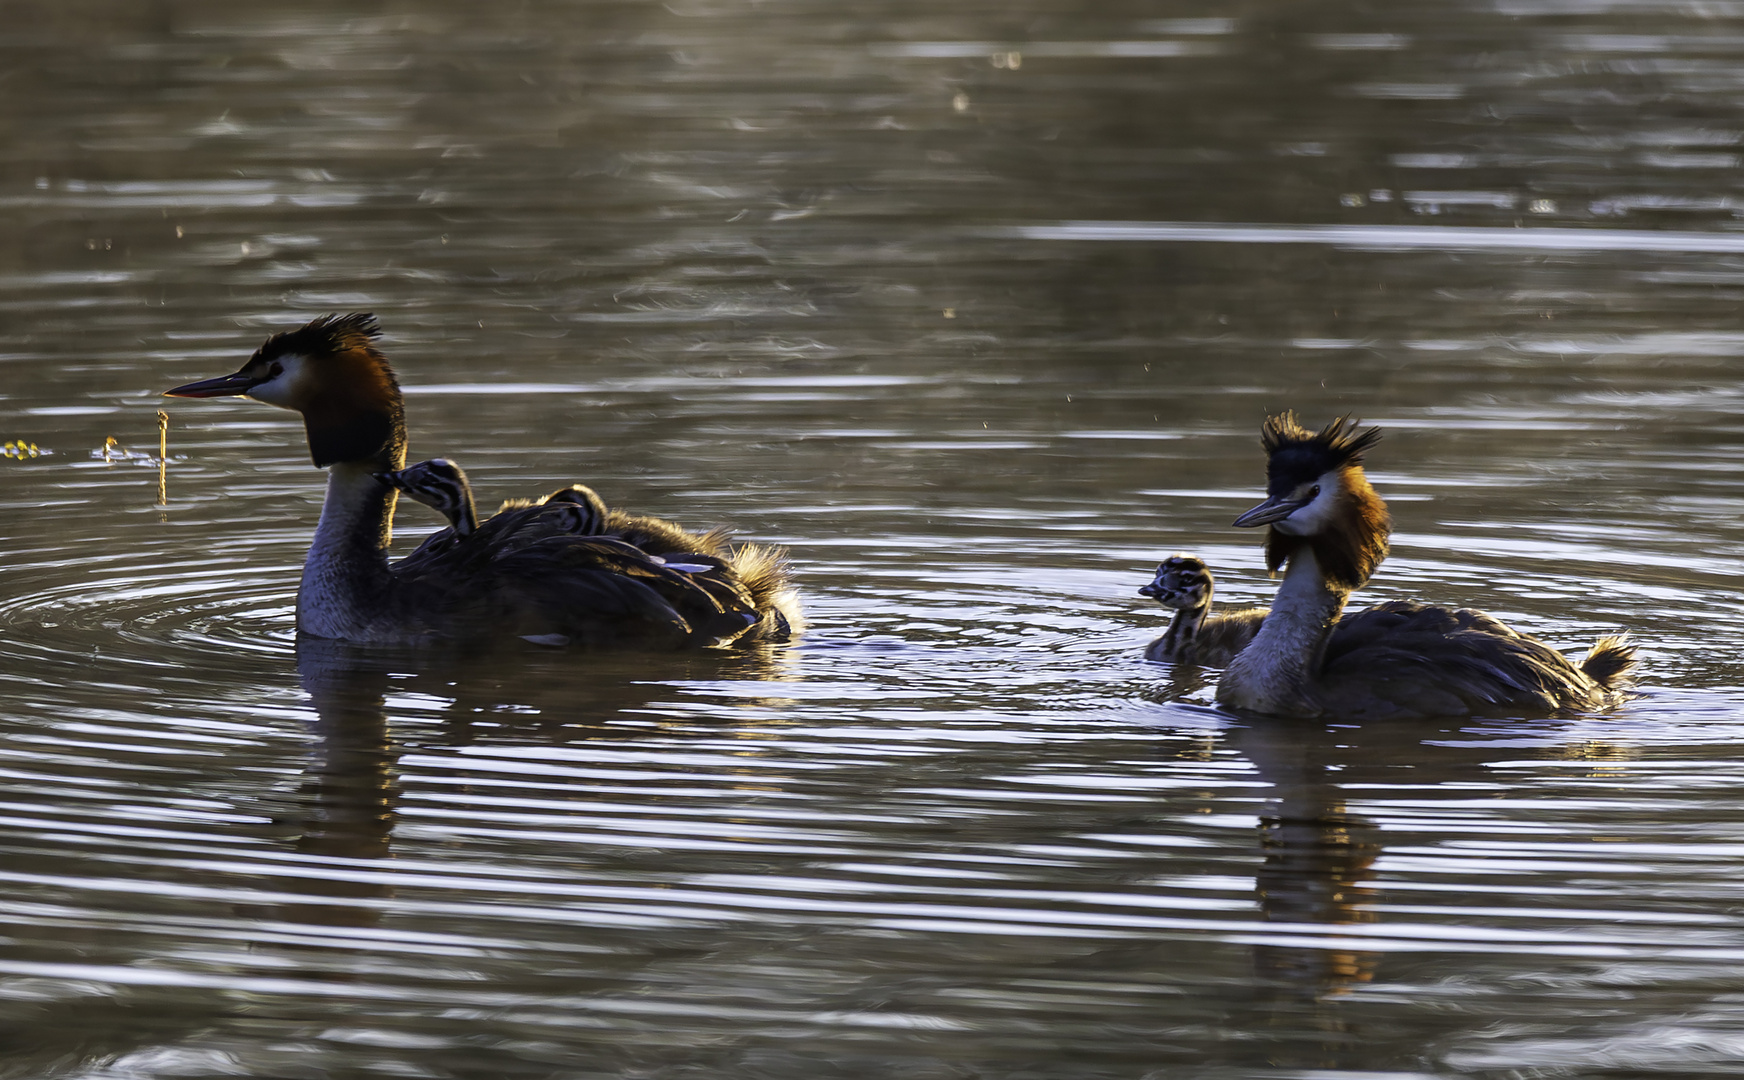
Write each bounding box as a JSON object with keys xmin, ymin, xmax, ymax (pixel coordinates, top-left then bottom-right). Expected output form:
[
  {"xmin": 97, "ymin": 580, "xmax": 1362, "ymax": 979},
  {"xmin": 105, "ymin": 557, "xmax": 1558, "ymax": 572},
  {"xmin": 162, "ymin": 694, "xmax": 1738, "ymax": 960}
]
[
  {"xmin": 163, "ymin": 371, "xmax": 260, "ymax": 398},
  {"xmin": 1232, "ymin": 493, "xmax": 1309, "ymax": 528}
]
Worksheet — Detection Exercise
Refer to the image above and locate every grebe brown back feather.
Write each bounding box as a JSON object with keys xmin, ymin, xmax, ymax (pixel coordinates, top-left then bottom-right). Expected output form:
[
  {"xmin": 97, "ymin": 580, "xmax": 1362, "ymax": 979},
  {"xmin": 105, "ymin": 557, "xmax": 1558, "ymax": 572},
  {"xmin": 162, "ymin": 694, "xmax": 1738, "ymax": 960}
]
[{"xmin": 379, "ymin": 456, "xmax": 767, "ymax": 639}]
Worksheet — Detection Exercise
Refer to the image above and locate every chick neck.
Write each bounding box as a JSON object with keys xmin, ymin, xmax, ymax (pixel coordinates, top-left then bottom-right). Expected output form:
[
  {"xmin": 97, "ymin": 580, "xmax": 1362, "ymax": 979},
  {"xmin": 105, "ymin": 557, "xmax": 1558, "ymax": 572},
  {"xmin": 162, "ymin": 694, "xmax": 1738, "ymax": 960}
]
[
  {"xmin": 1159, "ymin": 587, "xmax": 1212, "ymax": 657},
  {"xmin": 448, "ymin": 484, "xmax": 479, "ymax": 536}
]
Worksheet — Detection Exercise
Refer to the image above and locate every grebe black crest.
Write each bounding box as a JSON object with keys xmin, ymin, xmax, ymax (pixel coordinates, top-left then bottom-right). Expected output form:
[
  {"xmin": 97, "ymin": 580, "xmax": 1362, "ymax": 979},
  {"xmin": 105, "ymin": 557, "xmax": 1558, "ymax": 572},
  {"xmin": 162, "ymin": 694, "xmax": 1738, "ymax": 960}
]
[
  {"xmin": 1213, "ymin": 413, "xmax": 1635, "ymax": 720},
  {"xmin": 1249, "ymin": 413, "xmax": 1388, "ymax": 591},
  {"xmin": 1139, "ymin": 554, "xmax": 1268, "ymax": 666},
  {"xmin": 166, "ymin": 313, "xmax": 800, "ymax": 649}
]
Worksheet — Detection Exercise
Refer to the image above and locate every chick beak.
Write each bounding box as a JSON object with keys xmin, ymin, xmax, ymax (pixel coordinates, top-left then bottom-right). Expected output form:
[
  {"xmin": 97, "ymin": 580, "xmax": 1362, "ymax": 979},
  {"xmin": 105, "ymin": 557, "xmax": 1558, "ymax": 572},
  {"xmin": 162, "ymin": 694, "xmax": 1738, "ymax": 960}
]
[
  {"xmin": 1231, "ymin": 493, "xmax": 1309, "ymax": 528},
  {"xmin": 163, "ymin": 370, "xmax": 261, "ymax": 399}
]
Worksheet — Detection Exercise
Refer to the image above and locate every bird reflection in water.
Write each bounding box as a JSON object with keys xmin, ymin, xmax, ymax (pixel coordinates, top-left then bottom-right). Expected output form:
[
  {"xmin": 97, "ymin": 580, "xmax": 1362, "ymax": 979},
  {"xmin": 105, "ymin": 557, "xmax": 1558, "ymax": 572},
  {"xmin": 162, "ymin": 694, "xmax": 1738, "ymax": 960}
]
[
  {"xmin": 264, "ymin": 638, "xmax": 402, "ymax": 933},
  {"xmin": 1247, "ymin": 762, "xmax": 1380, "ymax": 991},
  {"xmin": 293, "ymin": 639, "xmax": 400, "ymax": 862},
  {"xmin": 1206, "ymin": 715, "xmax": 1639, "ymax": 1067},
  {"xmin": 481, "ymin": 647, "xmax": 793, "ymax": 741},
  {"xmin": 276, "ymin": 637, "xmax": 800, "ymax": 898},
  {"xmin": 1226, "ymin": 720, "xmax": 1387, "ymax": 1059}
]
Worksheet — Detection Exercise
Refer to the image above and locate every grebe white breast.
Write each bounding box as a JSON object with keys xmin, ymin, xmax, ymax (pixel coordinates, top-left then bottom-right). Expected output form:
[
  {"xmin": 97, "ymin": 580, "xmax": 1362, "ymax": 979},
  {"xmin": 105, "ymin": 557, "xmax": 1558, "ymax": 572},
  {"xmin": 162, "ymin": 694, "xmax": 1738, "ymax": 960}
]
[
  {"xmin": 1213, "ymin": 414, "xmax": 1635, "ymax": 720},
  {"xmin": 1139, "ymin": 554, "xmax": 1268, "ymax": 666},
  {"xmin": 164, "ymin": 313, "xmax": 799, "ymax": 649}
]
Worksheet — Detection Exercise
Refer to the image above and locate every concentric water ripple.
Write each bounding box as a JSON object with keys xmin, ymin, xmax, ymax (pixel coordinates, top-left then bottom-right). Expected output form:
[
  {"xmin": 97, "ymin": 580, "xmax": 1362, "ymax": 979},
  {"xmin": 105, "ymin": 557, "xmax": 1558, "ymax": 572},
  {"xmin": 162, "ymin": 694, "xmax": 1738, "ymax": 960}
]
[
  {"xmin": 3, "ymin": 387, "xmax": 1741, "ymax": 1078},
  {"xmin": 0, "ymin": 533, "xmax": 299, "ymax": 671}
]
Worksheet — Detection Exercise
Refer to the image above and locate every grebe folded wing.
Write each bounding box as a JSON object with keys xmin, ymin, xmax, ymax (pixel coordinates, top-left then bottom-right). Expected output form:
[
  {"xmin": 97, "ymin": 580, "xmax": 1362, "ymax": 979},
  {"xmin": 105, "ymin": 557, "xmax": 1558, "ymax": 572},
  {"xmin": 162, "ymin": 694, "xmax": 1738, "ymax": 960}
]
[
  {"xmin": 394, "ymin": 531, "xmax": 755, "ymax": 648},
  {"xmin": 1317, "ymin": 601, "xmax": 1626, "ymax": 719}
]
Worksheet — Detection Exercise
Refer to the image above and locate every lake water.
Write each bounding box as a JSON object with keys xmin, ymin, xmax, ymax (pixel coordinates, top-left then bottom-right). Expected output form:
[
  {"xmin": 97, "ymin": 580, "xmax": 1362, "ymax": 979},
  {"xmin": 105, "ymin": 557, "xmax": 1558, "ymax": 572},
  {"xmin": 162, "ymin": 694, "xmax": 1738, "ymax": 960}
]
[{"xmin": 2, "ymin": 1, "xmax": 1744, "ymax": 1076}]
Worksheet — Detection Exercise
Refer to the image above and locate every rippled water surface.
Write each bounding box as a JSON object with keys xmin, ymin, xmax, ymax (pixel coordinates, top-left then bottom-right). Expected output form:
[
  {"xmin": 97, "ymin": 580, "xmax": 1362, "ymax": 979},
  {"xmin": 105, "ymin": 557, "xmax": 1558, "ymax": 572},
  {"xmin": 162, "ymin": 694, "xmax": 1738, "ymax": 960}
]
[{"xmin": 3, "ymin": 1, "xmax": 1744, "ymax": 1076}]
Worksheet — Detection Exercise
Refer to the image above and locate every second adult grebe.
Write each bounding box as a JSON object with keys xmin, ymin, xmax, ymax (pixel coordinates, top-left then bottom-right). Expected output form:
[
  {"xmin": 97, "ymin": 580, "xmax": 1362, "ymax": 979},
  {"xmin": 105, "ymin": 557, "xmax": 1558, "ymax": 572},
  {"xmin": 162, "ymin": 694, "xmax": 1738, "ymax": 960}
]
[
  {"xmin": 164, "ymin": 313, "xmax": 799, "ymax": 649},
  {"xmin": 1139, "ymin": 555, "xmax": 1268, "ymax": 665},
  {"xmin": 1214, "ymin": 413, "xmax": 1635, "ymax": 720}
]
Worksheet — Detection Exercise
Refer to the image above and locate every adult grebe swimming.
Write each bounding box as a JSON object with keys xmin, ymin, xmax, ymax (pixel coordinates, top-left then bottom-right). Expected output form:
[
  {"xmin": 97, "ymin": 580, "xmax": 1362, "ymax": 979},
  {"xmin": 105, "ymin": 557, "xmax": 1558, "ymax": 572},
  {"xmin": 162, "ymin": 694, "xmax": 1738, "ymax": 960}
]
[
  {"xmin": 1213, "ymin": 413, "xmax": 1635, "ymax": 720},
  {"xmin": 1139, "ymin": 554, "xmax": 1268, "ymax": 666},
  {"xmin": 165, "ymin": 313, "xmax": 798, "ymax": 649}
]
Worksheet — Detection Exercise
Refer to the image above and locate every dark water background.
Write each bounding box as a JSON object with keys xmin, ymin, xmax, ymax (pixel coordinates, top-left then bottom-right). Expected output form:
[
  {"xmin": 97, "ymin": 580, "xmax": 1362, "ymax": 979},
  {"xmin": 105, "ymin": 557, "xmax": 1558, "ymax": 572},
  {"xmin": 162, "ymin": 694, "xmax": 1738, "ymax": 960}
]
[{"xmin": 1, "ymin": 1, "xmax": 1744, "ymax": 1076}]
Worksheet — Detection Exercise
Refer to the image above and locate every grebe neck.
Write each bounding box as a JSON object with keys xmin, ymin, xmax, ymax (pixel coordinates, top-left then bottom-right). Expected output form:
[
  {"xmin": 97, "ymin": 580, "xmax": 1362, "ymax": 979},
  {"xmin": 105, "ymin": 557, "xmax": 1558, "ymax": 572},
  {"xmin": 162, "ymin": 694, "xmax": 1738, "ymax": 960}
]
[
  {"xmin": 299, "ymin": 461, "xmax": 402, "ymax": 639},
  {"xmin": 1215, "ymin": 548, "xmax": 1349, "ymax": 717},
  {"xmin": 1160, "ymin": 596, "xmax": 1211, "ymax": 657}
]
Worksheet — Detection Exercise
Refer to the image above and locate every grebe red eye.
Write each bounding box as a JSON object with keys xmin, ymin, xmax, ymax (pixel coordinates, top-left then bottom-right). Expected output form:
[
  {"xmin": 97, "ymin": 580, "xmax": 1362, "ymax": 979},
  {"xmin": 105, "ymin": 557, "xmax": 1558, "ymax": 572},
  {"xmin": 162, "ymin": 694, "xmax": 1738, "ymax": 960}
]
[{"xmin": 268, "ymin": 362, "xmax": 283, "ymax": 378}]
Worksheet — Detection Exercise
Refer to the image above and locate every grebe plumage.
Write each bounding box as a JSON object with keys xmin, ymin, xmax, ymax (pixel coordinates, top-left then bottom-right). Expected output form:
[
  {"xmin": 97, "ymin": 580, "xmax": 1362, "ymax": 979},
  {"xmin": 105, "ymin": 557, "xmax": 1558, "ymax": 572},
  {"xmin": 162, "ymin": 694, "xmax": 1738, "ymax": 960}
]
[
  {"xmin": 165, "ymin": 314, "xmax": 799, "ymax": 648},
  {"xmin": 1139, "ymin": 555, "xmax": 1269, "ymax": 666},
  {"xmin": 1213, "ymin": 414, "xmax": 1635, "ymax": 720},
  {"xmin": 379, "ymin": 457, "xmax": 727, "ymax": 575},
  {"xmin": 377, "ymin": 458, "xmax": 611, "ymax": 540}
]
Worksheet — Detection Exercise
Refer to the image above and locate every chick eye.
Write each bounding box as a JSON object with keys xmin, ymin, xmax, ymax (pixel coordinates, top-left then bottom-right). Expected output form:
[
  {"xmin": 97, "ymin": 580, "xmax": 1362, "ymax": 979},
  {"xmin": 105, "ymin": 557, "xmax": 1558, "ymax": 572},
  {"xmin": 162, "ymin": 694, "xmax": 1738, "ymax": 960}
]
[{"xmin": 1308, "ymin": 485, "xmax": 1321, "ymax": 498}]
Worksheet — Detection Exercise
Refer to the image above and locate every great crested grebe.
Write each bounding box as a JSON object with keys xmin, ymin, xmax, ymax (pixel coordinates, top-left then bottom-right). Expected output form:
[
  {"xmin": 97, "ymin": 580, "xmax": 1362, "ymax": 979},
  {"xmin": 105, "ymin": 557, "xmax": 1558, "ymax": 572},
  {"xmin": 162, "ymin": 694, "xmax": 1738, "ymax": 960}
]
[
  {"xmin": 1139, "ymin": 554, "xmax": 1268, "ymax": 666},
  {"xmin": 1213, "ymin": 413, "xmax": 1635, "ymax": 720},
  {"xmin": 164, "ymin": 313, "xmax": 799, "ymax": 649}
]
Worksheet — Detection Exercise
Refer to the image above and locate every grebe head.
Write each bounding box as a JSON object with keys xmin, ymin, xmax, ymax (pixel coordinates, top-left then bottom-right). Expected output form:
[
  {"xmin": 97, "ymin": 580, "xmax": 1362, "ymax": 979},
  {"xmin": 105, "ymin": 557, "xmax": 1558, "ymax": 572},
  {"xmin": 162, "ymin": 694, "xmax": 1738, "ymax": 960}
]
[
  {"xmin": 376, "ymin": 458, "xmax": 476, "ymax": 536},
  {"xmin": 1231, "ymin": 413, "xmax": 1390, "ymax": 590},
  {"xmin": 165, "ymin": 313, "xmax": 406, "ymax": 471},
  {"xmin": 1138, "ymin": 555, "xmax": 1213, "ymax": 611}
]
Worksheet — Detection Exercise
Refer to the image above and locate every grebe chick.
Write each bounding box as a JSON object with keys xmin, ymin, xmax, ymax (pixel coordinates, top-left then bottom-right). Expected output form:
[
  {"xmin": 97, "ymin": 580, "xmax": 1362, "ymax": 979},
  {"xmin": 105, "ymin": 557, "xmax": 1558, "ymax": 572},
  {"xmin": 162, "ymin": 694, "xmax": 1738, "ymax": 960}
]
[
  {"xmin": 381, "ymin": 456, "xmax": 753, "ymax": 622},
  {"xmin": 1214, "ymin": 413, "xmax": 1636, "ymax": 720},
  {"xmin": 378, "ymin": 458, "xmax": 482, "ymax": 536},
  {"xmin": 492, "ymin": 482, "xmax": 732, "ymax": 560},
  {"xmin": 165, "ymin": 313, "xmax": 799, "ymax": 648},
  {"xmin": 1139, "ymin": 554, "xmax": 1268, "ymax": 666},
  {"xmin": 378, "ymin": 459, "xmax": 611, "ymax": 540}
]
